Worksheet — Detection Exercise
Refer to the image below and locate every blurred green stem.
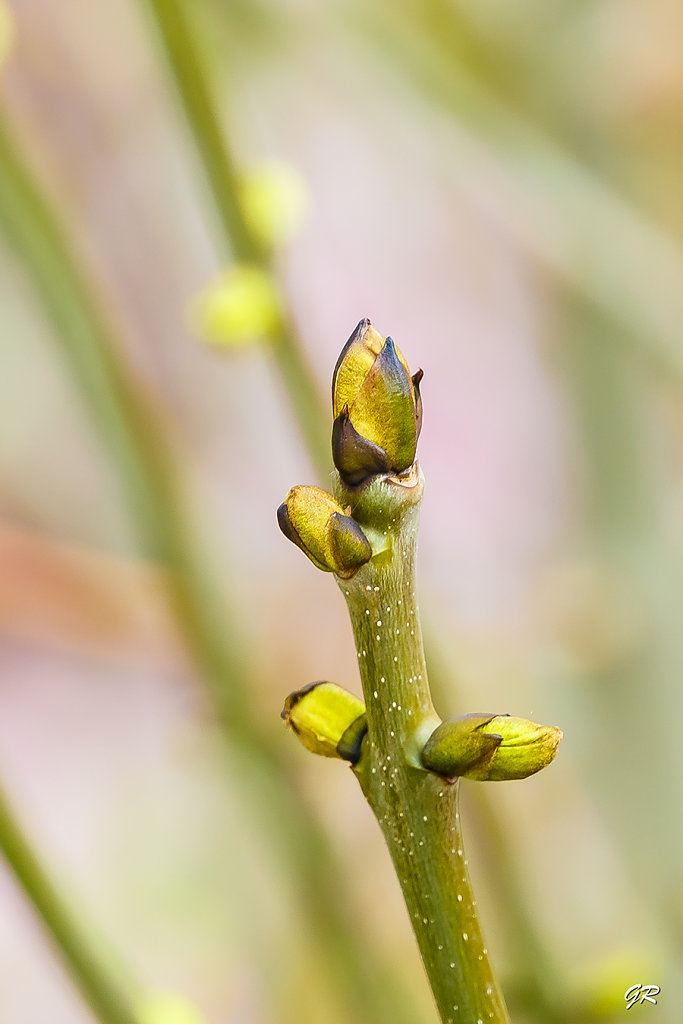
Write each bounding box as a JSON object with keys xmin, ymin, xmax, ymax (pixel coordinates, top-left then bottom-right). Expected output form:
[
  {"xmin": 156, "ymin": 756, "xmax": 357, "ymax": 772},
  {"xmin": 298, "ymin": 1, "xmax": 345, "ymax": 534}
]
[
  {"xmin": 0, "ymin": 780, "xmax": 141, "ymax": 1024},
  {"xmin": 140, "ymin": 0, "xmax": 330, "ymax": 477},
  {"xmin": 0, "ymin": 112, "xmax": 417, "ymax": 1024},
  {"xmin": 354, "ymin": 0, "xmax": 683, "ymax": 378},
  {"xmin": 564, "ymin": 299, "xmax": 683, "ymax": 921},
  {"xmin": 426, "ymin": 633, "xmax": 575, "ymax": 1023}
]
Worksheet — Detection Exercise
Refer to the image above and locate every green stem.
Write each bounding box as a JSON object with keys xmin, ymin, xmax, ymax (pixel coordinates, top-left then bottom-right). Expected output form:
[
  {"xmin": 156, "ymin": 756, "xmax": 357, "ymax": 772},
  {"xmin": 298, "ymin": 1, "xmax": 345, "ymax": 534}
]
[
  {"xmin": 140, "ymin": 0, "xmax": 330, "ymax": 477},
  {"xmin": 339, "ymin": 468, "xmax": 509, "ymax": 1024},
  {"xmin": 0, "ymin": 781, "xmax": 140, "ymax": 1024}
]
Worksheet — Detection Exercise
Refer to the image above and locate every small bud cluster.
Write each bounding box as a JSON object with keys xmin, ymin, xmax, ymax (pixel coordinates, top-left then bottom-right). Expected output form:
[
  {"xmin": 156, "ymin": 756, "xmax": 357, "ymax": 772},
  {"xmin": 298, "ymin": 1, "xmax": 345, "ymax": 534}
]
[
  {"xmin": 277, "ymin": 321, "xmax": 562, "ymax": 786},
  {"xmin": 277, "ymin": 318, "xmax": 422, "ymax": 577}
]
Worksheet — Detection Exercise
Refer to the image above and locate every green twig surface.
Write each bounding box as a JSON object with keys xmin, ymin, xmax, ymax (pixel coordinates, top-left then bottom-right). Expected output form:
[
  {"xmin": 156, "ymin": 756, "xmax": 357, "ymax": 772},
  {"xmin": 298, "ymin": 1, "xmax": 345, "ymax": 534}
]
[{"xmin": 338, "ymin": 468, "xmax": 510, "ymax": 1024}]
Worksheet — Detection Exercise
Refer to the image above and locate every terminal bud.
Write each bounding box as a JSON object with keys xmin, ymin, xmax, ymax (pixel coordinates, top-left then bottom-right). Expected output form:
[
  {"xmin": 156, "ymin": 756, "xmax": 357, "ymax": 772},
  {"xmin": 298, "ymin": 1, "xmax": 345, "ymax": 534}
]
[{"xmin": 332, "ymin": 319, "xmax": 422, "ymax": 486}]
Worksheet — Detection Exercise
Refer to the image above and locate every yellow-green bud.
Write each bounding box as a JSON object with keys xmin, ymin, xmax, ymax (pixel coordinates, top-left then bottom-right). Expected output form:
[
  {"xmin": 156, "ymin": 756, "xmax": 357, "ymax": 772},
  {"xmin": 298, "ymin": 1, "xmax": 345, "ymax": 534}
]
[
  {"xmin": 331, "ymin": 319, "xmax": 423, "ymax": 486},
  {"xmin": 569, "ymin": 947, "xmax": 662, "ymax": 1018},
  {"xmin": 281, "ymin": 682, "xmax": 367, "ymax": 762},
  {"xmin": 421, "ymin": 713, "xmax": 562, "ymax": 782},
  {"xmin": 0, "ymin": 2, "xmax": 14, "ymax": 70},
  {"xmin": 239, "ymin": 160, "xmax": 309, "ymax": 250},
  {"xmin": 188, "ymin": 264, "xmax": 281, "ymax": 347},
  {"xmin": 137, "ymin": 991, "xmax": 207, "ymax": 1024},
  {"xmin": 277, "ymin": 485, "xmax": 372, "ymax": 577}
]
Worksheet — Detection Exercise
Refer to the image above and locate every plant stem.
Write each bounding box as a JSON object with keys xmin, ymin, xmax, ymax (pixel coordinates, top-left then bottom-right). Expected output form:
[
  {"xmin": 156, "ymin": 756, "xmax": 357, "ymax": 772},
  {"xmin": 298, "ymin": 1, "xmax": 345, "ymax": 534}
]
[
  {"xmin": 339, "ymin": 468, "xmax": 510, "ymax": 1024},
  {"xmin": 140, "ymin": 0, "xmax": 330, "ymax": 478},
  {"xmin": 0, "ymin": 781, "xmax": 140, "ymax": 1024}
]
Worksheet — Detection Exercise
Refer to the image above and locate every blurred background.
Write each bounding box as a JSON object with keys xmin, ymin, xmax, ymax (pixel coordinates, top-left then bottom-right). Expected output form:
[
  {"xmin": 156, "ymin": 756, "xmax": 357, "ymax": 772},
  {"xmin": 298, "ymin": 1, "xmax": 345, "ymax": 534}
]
[{"xmin": 1, "ymin": 1, "xmax": 682, "ymax": 1022}]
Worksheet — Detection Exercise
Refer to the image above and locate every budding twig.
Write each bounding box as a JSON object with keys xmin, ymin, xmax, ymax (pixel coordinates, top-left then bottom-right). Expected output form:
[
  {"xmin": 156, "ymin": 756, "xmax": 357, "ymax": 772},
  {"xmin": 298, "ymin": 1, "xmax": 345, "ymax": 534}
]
[{"xmin": 280, "ymin": 319, "xmax": 562, "ymax": 1023}]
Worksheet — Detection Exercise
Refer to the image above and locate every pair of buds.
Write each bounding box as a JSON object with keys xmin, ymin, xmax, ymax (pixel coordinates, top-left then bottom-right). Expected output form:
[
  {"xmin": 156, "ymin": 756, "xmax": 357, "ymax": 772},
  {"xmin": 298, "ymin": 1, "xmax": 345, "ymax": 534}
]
[{"xmin": 282, "ymin": 682, "xmax": 562, "ymax": 782}]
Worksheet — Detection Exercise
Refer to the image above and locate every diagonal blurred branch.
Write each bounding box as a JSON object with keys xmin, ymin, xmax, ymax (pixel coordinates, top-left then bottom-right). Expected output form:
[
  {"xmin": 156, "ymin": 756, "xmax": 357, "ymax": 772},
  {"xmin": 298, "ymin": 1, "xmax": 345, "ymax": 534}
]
[
  {"xmin": 0, "ymin": 111, "xmax": 420, "ymax": 1024},
  {"xmin": 350, "ymin": 0, "xmax": 683, "ymax": 379},
  {"xmin": 0, "ymin": 521, "xmax": 185, "ymax": 667},
  {"xmin": 140, "ymin": 0, "xmax": 330, "ymax": 478},
  {"xmin": 0, "ymin": 780, "xmax": 142, "ymax": 1024}
]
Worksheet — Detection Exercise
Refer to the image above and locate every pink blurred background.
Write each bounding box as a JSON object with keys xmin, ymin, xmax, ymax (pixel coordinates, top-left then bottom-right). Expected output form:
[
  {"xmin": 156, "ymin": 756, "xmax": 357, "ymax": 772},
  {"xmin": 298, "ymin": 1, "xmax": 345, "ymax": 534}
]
[{"xmin": 1, "ymin": 1, "xmax": 682, "ymax": 1021}]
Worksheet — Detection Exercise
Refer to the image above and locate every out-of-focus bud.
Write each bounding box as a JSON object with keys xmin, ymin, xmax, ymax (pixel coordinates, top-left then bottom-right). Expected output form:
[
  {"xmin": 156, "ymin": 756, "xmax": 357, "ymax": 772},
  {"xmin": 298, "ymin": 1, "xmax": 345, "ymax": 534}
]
[
  {"xmin": 137, "ymin": 991, "xmax": 207, "ymax": 1024},
  {"xmin": 240, "ymin": 159, "xmax": 309, "ymax": 250},
  {"xmin": 421, "ymin": 713, "xmax": 562, "ymax": 782},
  {"xmin": 277, "ymin": 485, "xmax": 373, "ymax": 576},
  {"xmin": 188, "ymin": 264, "xmax": 281, "ymax": 347},
  {"xmin": 331, "ymin": 319, "xmax": 422, "ymax": 486},
  {"xmin": 282, "ymin": 682, "xmax": 367, "ymax": 762},
  {"xmin": 569, "ymin": 947, "xmax": 662, "ymax": 1018},
  {"xmin": 0, "ymin": 2, "xmax": 14, "ymax": 69}
]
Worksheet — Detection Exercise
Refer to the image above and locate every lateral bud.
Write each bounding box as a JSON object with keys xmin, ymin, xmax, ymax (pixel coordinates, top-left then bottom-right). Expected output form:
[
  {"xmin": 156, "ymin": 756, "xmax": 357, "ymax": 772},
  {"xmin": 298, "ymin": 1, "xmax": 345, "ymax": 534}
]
[
  {"xmin": 421, "ymin": 713, "xmax": 562, "ymax": 782},
  {"xmin": 281, "ymin": 682, "xmax": 367, "ymax": 763},
  {"xmin": 277, "ymin": 485, "xmax": 372, "ymax": 577}
]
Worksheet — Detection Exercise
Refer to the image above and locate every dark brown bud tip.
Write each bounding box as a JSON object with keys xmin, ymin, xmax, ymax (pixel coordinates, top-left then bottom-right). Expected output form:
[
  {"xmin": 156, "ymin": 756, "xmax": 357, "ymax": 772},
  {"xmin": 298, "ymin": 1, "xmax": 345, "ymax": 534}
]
[
  {"xmin": 277, "ymin": 501, "xmax": 300, "ymax": 547},
  {"xmin": 412, "ymin": 368, "xmax": 424, "ymax": 441},
  {"xmin": 281, "ymin": 680, "xmax": 319, "ymax": 719},
  {"xmin": 332, "ymin": 403, "xmax": 390, "ymax": 486}
]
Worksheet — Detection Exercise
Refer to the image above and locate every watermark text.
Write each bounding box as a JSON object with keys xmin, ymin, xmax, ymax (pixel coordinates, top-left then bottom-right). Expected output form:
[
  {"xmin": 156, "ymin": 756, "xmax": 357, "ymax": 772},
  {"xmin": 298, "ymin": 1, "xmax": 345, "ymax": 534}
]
[{"xmin": 625, "ymin": 984, "xmax": 660, "ymax": 1009}]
